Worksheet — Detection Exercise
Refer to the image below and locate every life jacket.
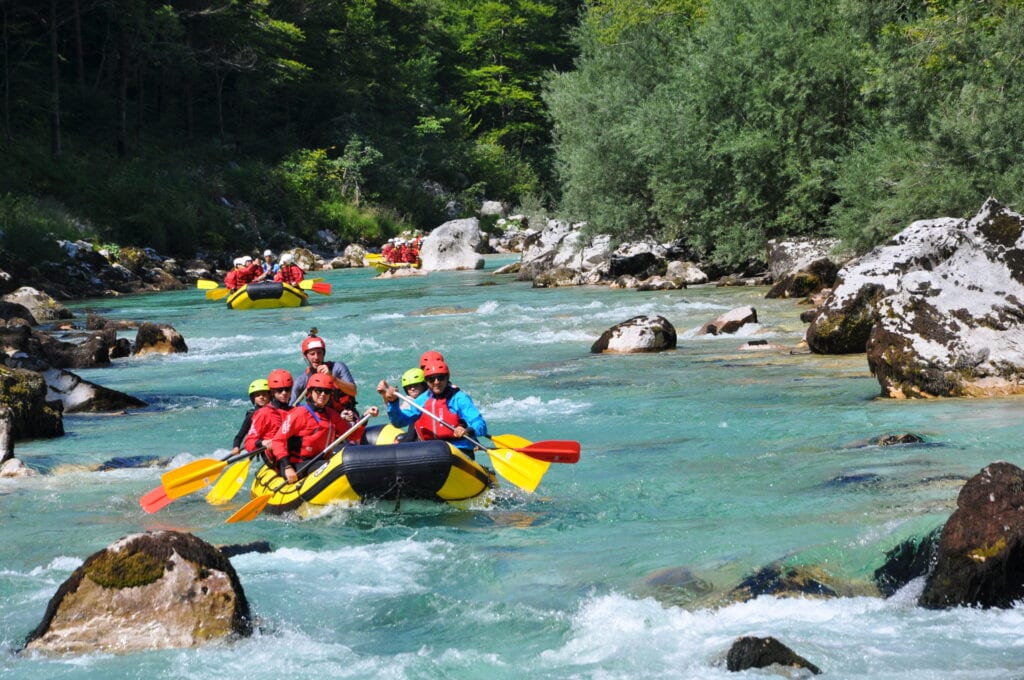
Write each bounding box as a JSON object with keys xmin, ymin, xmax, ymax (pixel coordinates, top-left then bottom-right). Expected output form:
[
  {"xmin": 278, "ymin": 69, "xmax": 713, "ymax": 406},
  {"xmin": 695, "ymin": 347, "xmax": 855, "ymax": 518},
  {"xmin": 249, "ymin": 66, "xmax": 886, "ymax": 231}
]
[
  {"xmin": 414, "ymin": 387, "xmax": 463, "ymax": 441},
  {"xmin": 280, "ymin": 404, "xmax": 340, "ymax": 469},
  {"xmin": 224, "ymin": 268, "xmax": 245, "ymax": 290},
  {"xmin": 275, "ymin": 264, "xmax": 304, "ymax": 285},
  {"xmin": 303, "ymin": 361, "xmax": 354, "ymax": 412}
]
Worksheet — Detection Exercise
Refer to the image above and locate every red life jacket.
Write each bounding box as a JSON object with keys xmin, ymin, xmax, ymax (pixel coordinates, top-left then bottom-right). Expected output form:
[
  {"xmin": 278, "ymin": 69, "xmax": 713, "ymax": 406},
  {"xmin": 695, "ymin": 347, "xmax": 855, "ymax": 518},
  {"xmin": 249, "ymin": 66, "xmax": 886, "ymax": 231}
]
[
  {"xmin": 414, "ymin": 390, "xmax": 462, "ymax": 441},
  {"xmin": 275, "ymin": 264, "xmax": 304, "ymax": 285}
]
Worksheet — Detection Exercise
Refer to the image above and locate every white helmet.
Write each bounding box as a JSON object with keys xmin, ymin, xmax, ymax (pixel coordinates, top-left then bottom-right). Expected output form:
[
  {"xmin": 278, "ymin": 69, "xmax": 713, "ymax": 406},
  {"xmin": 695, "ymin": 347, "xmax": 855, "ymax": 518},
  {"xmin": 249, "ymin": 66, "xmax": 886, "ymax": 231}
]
[
  {"xmin": 233, "ymin": 257, "xmax": 244, "ymax": 266},
  {"xmin": 263, "ymin": 249, "xmax": 274, "ymax": 257},
  {"xmin": 280, "ymin": 253, "xmax": 295, "ymax": 264},
  {"xmin": 241, "ymin": 255, "xmax": 253, "ymax": 264}
]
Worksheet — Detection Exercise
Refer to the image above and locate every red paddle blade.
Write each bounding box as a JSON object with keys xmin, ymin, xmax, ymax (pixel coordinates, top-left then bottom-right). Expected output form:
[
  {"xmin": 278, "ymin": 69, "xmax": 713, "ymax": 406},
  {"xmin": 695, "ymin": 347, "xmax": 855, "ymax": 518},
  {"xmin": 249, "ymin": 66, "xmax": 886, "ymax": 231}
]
[
  {"xmin": 140, "ymin": 485, "xmax": 174, "ymax": 513},
  {"xmin": 311, "ymin": 282, "xmax": 331, "ymax": 295},
  {"xmin": 517, "ymin": 441, "xmax": 580, "ymax": 464}
]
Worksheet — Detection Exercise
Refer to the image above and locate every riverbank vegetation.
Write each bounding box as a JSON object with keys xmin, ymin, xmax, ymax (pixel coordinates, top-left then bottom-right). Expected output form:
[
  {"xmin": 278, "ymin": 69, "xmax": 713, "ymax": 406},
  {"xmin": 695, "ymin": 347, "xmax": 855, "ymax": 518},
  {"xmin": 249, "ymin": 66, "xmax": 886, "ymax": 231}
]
[{"xmin": 3, "ymin": 1, "xmax": 1023, "ymax": 269}]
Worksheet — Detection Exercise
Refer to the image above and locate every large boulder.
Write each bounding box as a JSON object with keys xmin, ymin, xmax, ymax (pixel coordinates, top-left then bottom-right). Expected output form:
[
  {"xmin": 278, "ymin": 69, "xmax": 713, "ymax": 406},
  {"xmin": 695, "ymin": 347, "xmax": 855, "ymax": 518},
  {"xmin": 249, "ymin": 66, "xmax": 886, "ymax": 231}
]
[
  {"xmin": 765, "ymin": 258, "xmax": 839, "ymax": 299},
  {"xmin": 43, "ymin": 367, "xmax": 147, "ymax": 413},
  {"xmin": 591, "ymin": 315, "xmax": 677, "ymax": 353},
  {"xmin": 0, "ymin": 365, "xmax": 63, "ymax": 440},
  {"xmin": 807, "ymin": 199, "xmax": 1024, "ymax": 396},
  {"xmin": 24, "ymin": 531, "xmax": 251, "ymax": 655},
  {"xmin": 133, "ymin": 323, "xmax": 188, "ymax": 356},
  {"xmin": 2, "ymin": 286, "xmax": 73, "ymax": 322},
  {"xmin": 0, "ymin": 301, "xmax": 37, "ymax": 325},
  {"xmin": 766, "ymin": 237, "xmax": 847, "ymax": 282},
  {"xmin": 919, "ymin": 462, "xmax": 1024, "ymax": 609},
  {"xmin": 863, "ymin": 199, "xmax": 1024, "ymax": 397},
  {"xmin": 419, "ymin": 218, "xmax": 486, "ymax": 271},
  {"xmin": 518, "ymin": 220, "xmax": 611, "ymax": 284}
]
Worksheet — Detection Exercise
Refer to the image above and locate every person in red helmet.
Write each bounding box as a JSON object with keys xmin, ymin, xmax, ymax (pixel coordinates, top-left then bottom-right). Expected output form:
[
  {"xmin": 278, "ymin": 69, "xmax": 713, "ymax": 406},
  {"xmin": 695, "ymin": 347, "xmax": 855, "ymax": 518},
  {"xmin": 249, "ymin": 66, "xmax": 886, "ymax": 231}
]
[
  {"xmin": 379, "ymin": 359, "xmax": 486, "ymax": 458},
  {"xmin": 270, "ymin": 373, "xmax": 375, "ymax": 483},
  {"xmin": 291, "ymin": 333, "xmax": 357, "ymax": 408},
  {"xmin": 243, "ymin": 369, "xmax": 293, "ymax": 454},
  {"xmin": 419, "ymin": 350, "xmax": 444, "ymax": 369}
]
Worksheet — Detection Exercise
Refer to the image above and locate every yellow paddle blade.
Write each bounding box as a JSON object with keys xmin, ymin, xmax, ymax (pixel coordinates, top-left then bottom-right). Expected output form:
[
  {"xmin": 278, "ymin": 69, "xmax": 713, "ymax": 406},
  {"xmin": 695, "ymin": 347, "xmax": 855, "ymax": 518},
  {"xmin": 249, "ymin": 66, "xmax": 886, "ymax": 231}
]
[
  {"xmin": 161, "ymin": 458, "xmax": 229, "ymax": 498},
  {"xmin": 491, "ymin": 433, "xmax": 533, "ymax": 449},
  {"xmin": 205, "ymin": 287, "xmax": 230, "ymax": 300},
  {"xmin": 196, "ymin": 279, "xmax": 220, "ymax": 290},
  {"xmin": 225, "ymin": 494, "xmax": 272, "ymax": 523},
  {"xmin": 205, "ymin": 458, "xmax": 251, "ymax": 505},
  {"xmin": 487, "ymin": 448, "xmax": 549, "ymax": 493}
]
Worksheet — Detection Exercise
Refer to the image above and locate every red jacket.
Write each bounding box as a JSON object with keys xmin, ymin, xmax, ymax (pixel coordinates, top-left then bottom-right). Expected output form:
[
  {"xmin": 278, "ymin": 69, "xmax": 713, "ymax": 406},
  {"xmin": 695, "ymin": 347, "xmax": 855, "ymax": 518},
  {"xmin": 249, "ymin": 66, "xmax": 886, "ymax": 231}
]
[
  {"xmin": 244, "ymin": 404, "xmax": 286, "ymax": 453},
  {"xmin": 275, "ymin": 264, "xmax": 305, "ymax": 285},
  {"xmin": 224, "ymin": 268, "xmax": 245, "ymax": 290},
  {"xmin": 241, "ymin": 262, "xmax": 263, "ymax": 284},
  {"xmin": 270, "ymin": 403, "xmax": 347, "ymax": 469}
]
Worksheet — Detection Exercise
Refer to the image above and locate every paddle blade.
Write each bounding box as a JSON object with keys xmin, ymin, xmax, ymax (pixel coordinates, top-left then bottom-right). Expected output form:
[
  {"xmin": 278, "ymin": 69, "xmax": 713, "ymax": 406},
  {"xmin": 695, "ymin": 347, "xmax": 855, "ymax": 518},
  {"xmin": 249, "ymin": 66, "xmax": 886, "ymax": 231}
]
[
  {"xmin": 161, "ymin": 458, "xmax": 229, "ymax": 498},
  {"xmin": 205, "ymin": 288, "xmax": 230, "ymax": 300},
  {"xmin": 487, "ymin": 448, "xmax": 550, "ymax": 493},
  {"xmin": 491, "ymin": 435, "xmax": 581, "ymax": 464},
  {"xmin": 196, "ymin": 279, "xmax": 220, "ymax": 290},
  {"xmin": 206, "ymin": 458, "xmax": 251, "ymax": 505},
  {"xmin": 225, "ymin": 494, "xmax": 271, "ymax": 523},
  {"xmin": 140, "ymin": 486, "xmax": 174, "ymax": 513},
  {"xmin": 299, "ymin": 280, "xmax": 332, "ymax": 295}
]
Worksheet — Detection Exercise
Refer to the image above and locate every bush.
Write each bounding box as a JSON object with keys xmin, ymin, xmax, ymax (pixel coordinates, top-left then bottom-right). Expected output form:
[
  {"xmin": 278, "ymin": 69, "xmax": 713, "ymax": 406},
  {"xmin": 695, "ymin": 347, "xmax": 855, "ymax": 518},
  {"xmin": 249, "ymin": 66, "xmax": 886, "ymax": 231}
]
[{"xmin": 0, "ymin": 194, "xmax": 84, "ymax": 264}]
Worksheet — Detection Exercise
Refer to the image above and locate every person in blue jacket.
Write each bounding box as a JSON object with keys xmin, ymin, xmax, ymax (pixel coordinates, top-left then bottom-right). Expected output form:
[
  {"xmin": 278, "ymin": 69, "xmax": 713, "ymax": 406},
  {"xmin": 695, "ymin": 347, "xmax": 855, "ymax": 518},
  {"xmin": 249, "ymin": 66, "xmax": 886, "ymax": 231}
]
[{"xmin": 376, "ymin": 360, "xmax": 487, "ymax": 458}]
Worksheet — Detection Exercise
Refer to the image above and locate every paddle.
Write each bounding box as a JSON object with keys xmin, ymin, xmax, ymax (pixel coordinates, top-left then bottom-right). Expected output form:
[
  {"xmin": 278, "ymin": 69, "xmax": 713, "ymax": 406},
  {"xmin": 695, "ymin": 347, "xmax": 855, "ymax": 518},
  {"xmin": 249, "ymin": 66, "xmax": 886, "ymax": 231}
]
[
  {"xmin": 161, "ymin": 449, "xmax": 254, "ymax": 498},
  {"xmin": 140, "ymin": 485, "xmax": 175, "ymax": 513},
  {"xmin": 489, "ymin": 434, "xmax": 581, "ymax": 464},
  {"xmin": 205, "ymin": 447, "xmax": 267, "ymax": 505},
  {"xmin": 196, "ymin": 279, "xmax": 221, "ymax": 290},
  {"xmin": 225, "ymin": 413, "xmax": 374, "ymax": 524},
  {"xmin": 297, "ymin": 279, "xmax": 332, "ymax": 295},
  {"xmin": 206, "ymin": 287, "xmax": 230, "ymax": 300},
  {"xmin": 392, "ymin": 392, "xmax": 549, "ymax": 493},
  {"xmin": 206, "ymin": 381, "xmax": 311, "ymax": 506}
]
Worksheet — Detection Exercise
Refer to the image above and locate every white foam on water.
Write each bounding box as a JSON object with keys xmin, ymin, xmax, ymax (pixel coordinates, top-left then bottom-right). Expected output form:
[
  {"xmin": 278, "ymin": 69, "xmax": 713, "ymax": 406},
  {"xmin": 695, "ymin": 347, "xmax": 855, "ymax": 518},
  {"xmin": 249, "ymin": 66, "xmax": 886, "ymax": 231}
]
[
  {"xmin": 533, "ymin": 591, "xmax": 1024, "ymax": 679},
  {"xmin": 484, "ymin": 395, "xmax": 589, "ymax": 419}
]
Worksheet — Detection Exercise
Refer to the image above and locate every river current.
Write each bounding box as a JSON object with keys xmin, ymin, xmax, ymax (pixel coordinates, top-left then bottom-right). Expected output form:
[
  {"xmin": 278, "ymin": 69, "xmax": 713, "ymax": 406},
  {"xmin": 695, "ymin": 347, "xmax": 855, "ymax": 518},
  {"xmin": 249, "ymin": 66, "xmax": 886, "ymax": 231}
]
[{"xmin": 3, "ymin": 257, "xmax": 1024, "ymax": 678}]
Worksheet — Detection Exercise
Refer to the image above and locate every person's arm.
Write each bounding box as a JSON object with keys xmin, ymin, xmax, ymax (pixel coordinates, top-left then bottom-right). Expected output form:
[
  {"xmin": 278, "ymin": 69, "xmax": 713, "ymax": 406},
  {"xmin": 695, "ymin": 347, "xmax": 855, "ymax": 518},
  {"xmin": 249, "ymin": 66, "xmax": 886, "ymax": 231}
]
[
  {"xmin": 232, "ymin": 409, "xmax": 254, "ymax": 453},
  {"xmin": 451, "ymin": 391, "xmax": 487, "ymax": 439},
  {"xmin": 270, "ymin": 409, "xmax": 302, "ymax": 483},
  {"xmin": 330, "ymin": 362, "xmax": 357, "ymax": 397}
]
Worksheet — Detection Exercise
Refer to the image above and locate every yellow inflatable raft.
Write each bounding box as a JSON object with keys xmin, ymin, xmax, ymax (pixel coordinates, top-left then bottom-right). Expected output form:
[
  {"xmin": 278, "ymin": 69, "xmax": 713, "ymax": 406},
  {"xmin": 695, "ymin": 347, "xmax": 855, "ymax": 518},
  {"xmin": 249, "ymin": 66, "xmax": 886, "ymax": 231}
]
[
  {"xmin": 226, "ymin": 281, "xmax": 308, "ymax": 310},
  {"xmin": 250, "ymin": 438, "xmax": 496, "ymax": 513}
]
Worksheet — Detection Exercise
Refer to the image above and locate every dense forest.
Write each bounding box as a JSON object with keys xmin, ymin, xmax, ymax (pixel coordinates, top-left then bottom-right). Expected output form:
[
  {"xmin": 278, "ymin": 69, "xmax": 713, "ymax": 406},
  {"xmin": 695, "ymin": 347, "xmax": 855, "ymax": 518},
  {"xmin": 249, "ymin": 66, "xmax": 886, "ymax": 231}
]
[{"xmin": 2, "ymin": 0, "xmax": 1023, "ymax": 268}]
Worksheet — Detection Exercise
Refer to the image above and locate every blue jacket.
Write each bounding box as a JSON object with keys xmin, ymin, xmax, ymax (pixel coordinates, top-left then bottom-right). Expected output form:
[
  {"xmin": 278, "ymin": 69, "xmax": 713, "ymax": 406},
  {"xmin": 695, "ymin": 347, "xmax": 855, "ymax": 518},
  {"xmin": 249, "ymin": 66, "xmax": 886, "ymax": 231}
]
[{"xmin": 387, "ymin": 387, "xmax": 487, "ymax": 453}]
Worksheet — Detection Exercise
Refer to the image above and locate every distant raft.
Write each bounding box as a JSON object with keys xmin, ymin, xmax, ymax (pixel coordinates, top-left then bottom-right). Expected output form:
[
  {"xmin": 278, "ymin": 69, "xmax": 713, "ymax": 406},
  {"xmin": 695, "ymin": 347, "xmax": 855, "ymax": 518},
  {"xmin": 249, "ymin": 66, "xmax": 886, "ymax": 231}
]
[
  {"xmin": 250, "ymin": 438, "xmax": 496, "ymax": 513},
  {"xmin": 225, "ymin": 281, "xmax": 308, "ymax": 310}
]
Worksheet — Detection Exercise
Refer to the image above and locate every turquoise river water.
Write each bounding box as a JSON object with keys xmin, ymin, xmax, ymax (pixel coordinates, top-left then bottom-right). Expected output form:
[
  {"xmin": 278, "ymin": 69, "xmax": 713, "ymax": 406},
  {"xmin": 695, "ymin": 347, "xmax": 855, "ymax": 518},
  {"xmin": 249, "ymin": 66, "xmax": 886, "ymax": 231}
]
[{"xmin": 3, "ymin": 257, "xmax": 1024, "ymax": 678}]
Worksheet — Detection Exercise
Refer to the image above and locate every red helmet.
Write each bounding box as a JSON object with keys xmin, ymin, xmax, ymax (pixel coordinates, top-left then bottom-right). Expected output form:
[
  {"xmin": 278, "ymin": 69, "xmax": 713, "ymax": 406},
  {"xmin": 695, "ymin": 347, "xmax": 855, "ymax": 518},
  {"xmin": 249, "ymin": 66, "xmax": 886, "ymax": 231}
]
[
  {"xmin": 267, "ymin": 369, "xmax": 293, "ymax": 389},
  {"xmin": 419, "ymin": 350, "xmax": 445, "ymax": 369},
  {"xmin": 302, "ymin": 336, "xmax": 326, "ymax": 354},
  {"xmin": 422, "ymin": 360, "xmax": 450, "ymax": 378},
  {"xmin": 306, "ymin": 373, "xmax": 335, "ymax": 391}
]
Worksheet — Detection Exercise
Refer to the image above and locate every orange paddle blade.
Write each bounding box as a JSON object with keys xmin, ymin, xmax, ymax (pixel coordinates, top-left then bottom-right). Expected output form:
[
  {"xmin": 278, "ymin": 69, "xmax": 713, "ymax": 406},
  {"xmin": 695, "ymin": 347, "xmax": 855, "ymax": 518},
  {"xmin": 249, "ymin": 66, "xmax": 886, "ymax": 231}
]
[{"xmin": 225, "ymin": 494, "xmax": 272, "ymax": 523}]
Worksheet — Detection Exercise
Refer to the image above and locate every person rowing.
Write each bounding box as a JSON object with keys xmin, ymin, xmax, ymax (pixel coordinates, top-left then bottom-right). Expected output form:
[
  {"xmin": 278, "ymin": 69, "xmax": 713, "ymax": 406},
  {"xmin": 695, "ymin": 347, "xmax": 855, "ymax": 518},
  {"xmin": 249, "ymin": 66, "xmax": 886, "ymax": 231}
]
[
  {"xmin": 270, "ymin": 373, "xmax": 361, "ymax": 484},
  {"xmin": 290, "ymin": 331, "xmax": 357, "ymax": 408},
  {"xmin": 377, "ymin": 358, "xmax": 487, "ymax": 459}
]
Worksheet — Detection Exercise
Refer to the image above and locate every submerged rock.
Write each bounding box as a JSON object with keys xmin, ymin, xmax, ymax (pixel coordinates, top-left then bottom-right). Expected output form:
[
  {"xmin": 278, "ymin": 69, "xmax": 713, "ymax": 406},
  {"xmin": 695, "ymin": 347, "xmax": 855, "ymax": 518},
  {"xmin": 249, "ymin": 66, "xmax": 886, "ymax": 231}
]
[
  {"xmin": 728, "ymin": 564, "xmax": 839, "ymax": 602},
  {"xmin": 725, "ymin": 636, "xmax": 821, "ymax": 675},
  {"xmin": 919, "ymin": 462, "xmax": 1024, "ymax": 609},
  {"xmin": 24, "ymin": 530, "xmax": 251, "ymax": 655}
]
